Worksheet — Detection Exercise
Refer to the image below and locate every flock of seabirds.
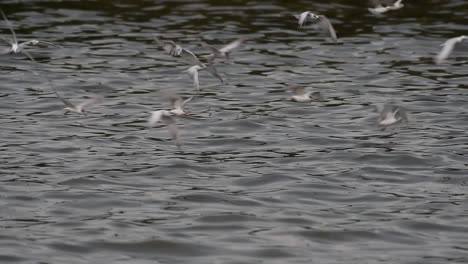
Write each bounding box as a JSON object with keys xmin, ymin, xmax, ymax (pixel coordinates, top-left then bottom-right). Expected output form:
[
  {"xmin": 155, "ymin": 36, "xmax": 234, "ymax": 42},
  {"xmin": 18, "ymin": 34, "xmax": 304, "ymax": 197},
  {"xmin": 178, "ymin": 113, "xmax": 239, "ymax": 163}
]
[{"xmin": 1, "ymin": 0, "xmax": 467, "ymax": 150}]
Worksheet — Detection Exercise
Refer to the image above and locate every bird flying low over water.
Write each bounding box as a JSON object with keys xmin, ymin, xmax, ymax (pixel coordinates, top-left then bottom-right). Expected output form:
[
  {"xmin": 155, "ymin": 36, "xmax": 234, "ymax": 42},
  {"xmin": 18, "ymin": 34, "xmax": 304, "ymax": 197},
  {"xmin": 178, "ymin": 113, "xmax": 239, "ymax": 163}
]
[
  {"xmin": 287, "ymin": 85, "xmax": 323, "ymax": 102},
  {"xmin": 0, "ymin": 9, "xmax": 61, "ymax": 61},
  {"xmin": 52, "ymin": 88, "xmax": 102, "ymax": 115},
  {"xmin": 148, "ymin": 110, "xmax": 181, "ymax": 150},
  {"xmin": 154, "ymin": 37, "xmax": 224, "ymax": 92},
  {"xmin": 165, "ymin": 93, "xmax": 194, "ymax": 116},
  {"xmin": 368, "ymin": 0, "xmax": 404, "ymax": 15},
  {"xmin": 294, "ymin": 11, "xmax": 337, "ymax": 42},
  {"xmin": 375, "ymin": 104, "xmax": 407, "ymax": 127},
  {"xmin": 434, "ymin": 35, "xmax": 467, "ymax": 64},
  {"xmin": 200, "ymin": 37, "xmax": 245, "ymax": 61}
]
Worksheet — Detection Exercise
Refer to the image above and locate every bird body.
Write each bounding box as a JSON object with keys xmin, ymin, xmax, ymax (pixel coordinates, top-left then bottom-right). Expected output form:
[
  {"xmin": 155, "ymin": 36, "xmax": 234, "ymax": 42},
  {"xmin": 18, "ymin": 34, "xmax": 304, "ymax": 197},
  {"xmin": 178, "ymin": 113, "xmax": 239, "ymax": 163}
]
[
  {"xmin": 368, "ymin": 0, "xmax": 404, "ymax": 15},
  {"xmin": 288, "ymin": 85, "xmax": 323, "ymax": 102},
  {"xmin": 201, "ymin": 38, "xmax": 244, "ymax": 61},
  {"xmin": 294, "ymin": 11, "xmax": 337, "ymax": 42},
  {"xmin": 376, "ymin": 105, "xmax": 407, "ymax": 127}
]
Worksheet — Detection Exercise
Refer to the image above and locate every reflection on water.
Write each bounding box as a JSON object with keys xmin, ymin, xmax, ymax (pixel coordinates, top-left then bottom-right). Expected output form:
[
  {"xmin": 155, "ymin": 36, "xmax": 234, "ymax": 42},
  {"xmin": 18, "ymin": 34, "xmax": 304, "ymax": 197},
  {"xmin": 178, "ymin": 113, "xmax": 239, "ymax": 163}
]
[{"xmin": 1, "ymin": 0, "xmax": 468, "ymax": 263}]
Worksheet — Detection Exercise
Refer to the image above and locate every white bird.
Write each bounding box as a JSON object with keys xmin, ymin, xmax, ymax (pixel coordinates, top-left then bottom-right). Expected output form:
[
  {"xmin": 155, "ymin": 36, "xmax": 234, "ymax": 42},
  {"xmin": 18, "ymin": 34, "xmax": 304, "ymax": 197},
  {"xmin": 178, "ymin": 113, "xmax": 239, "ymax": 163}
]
[
  {"xmin": 148, "ymin": 110, "xmax": 181, "ymax": 150},
  {"xmin": 0, "ymin": 9, "xmax": 60, "ymax": 61},
  {"xmin": 376, "ymin": 104, "xmax": 407, "ymax": 127},
  {"xmin": 368, "ymin": 0, "xmax": 404, "ymax": 15},
  {"xmin": 434, "ymin": 35, "xmax": 467, "ymax": 64},
  {"xmin": 154, "ymin": 37, "xmax": 182, "ymax": 56},
  {"xmin": 287, "ymin": 85, "xmax": 323, "ymax": 102},
  {"xmin": 52, "ymin": 88, "xmax": 101, "ymax": 115},
  {"xmin": 166, "ymin": 94, "xmax": 194, "ymax": 116},
  {"xmin": 294, "ymin": 11, "xmax": 320, "ymax": 28},
  {"xmin": 186, "ymin": 65, "xmax": 202, "ymax": 92},
  {"xmin": 200, "ymin": 38, "xmax": 245, "ymax": 61},
  {"xmin": 154, "ymin": 37, "xmax": 224, "ymax": 89},
  {"xmin": 294, "ymin": 11, "xmax": 338, "ymax": 42}
]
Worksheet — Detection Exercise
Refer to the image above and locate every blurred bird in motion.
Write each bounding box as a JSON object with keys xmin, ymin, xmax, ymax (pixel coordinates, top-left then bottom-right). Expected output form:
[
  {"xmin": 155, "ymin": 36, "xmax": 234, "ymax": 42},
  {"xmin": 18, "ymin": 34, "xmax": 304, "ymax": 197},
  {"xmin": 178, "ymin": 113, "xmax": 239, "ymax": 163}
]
[
  {"xmin": 294, "ymin": 11, "xmax": 337, "ymax": 42},
  {"xmin": 434, "ymin": 35, "xmax": 467, "ymax": 64}
]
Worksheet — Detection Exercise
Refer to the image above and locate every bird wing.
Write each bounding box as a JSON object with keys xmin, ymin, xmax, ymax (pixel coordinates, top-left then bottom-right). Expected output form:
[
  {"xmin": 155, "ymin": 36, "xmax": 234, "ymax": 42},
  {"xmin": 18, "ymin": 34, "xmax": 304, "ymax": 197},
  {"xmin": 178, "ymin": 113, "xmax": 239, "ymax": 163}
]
[
  {"xmin": 52, "ymin": 88, "xmax": 75, "ymax": 108},
  {"xmin": 200, "ymin": 41, "xmax": 222, "ymax": 56},
  {"xmin": 0, "ymin": 9, "xmax": 17, "ymax": 44},
  {"xmin": 36, "ymin": 40, "xmax": 62, "ymax": 48},
  {"xmin": 0, "ymin": 36, "xmax": 11, "ymax": 45},
  {"xmin": 180, "ymin": 48, "xmax": 203, "ymax": 66},
  {"xmin": 161, "ymin": 115, "xmax": 181, "ymax": 149},
  {"xmin": 186, "ymin": 66, "xmax": 200, "ymax": 92},
  {"xmin": 435, "ymin": 37, "xmax": 459, "ymax": 64},
  {"xmin": 20, "ymin": 50, "xmax": 36, "ymax": 61},
  {"xmin": 296, "ymin": 11, "xmax": 310, "ymax": 27},
  {"xmin": 169, "ymin": 96, "xmax": 183, "ymax": 110},
  {"xmin": 148, "ymin": 110, "xmax": 165, "ymax": 127},
  {"xmin": 392, "ymin": 0, "xmax": 404, "ymax": 8},
  {"xmin": 203, "ymin": 63, "xmax": 224, "ymax": 84},
  {"xmin": 287, "ymin": 85, "xmax": 305, "ymax": 95},
  {"xmin": 182, "ymin": 96, "xmax": 194, "ymax": 106},
  {"xmin": 219, "ymin": 38, "xmax": 244, "ymax": 53},
  {"xmin": 77, "ymin": 96, "xmax": 102, "ymax": 111},
  {"xmin": 319, "ymin": 16, "xmax": 338, "ymax": 42}
]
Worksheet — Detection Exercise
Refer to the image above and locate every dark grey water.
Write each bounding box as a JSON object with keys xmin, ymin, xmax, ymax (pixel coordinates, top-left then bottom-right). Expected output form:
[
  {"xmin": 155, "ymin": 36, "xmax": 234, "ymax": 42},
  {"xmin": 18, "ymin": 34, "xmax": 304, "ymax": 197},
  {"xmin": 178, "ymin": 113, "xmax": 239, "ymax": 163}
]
[{"xmin": 1, "ymin": 0, "xmax": 468, "ymax": 263}]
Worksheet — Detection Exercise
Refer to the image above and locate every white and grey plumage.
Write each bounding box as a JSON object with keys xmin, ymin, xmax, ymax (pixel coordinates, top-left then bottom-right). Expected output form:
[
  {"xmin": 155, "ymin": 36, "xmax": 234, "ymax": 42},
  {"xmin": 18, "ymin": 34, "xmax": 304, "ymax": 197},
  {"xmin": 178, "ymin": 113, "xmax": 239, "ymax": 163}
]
[
  {"xmin": 167, "ymin": 94, "xmax": 194, "ymax": 116},
  {"xmin": 0, "ymin": 10, "xmax": 60, "ymax": 61},
  {"xmin": 287, "ymin": 85, "xmax": 323, "ymax": 102},
  {"xmin": 368, "ymin": 0, "xmax": 404, "ymax": 15},
  {"xmin": 155, "ymin": 37, "xmax": 224, "ymax": 89},
  {"xmin": 434, "ymin": 35, "xmax": 467, "ymax": 64},
  {"xmin": 200, "ymin": 38, "xmax": 244, "ymax": 61},
  {"xmin": 154, "ymin": 37, "xmax": 183, "ymax": 56},
  {"xmin": 294, "ymin": 11, "xmax": 338, "ymax": 42},
  {"xmin": 375, "ymin": 104, "xmax": 407, "ymax": 127},
  {"xmin": 148, "ymin": 110, "xmax": 181, "ymax": 150},
  {"xmin": 52, "ymin": 88, "xmax": 101, "ymax": 115},
  {"xmin": 185, "ymin": 64, "xmax": 223, "ymax": 92}
]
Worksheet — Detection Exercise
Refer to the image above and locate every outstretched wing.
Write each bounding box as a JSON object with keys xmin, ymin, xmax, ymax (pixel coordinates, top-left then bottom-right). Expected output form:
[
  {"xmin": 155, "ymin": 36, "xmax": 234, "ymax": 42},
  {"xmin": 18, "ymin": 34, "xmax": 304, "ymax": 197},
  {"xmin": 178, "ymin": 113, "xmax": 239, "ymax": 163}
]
[
  {"xmin": 182, "ymin": 96, "xmax": 194, "ymax": 106},
  {"xmin": 0, "ymin": 9, "xmax": 17, "ymax": 44},
  {"xmin": 200, "ymin": 41, "xmax": 222, "ymax": 56},
  {"xmin": 435, "ymin": 37, "xmax": 459, "ymax": 64},
  {"xmin": 287, "ymin": 85, "xmax": 305, "ymax": 95},
  {"xmin": 318, "ymin": 15, "xmax": 338, "ymax": 42},
  {"xmin": 180, "ymin": 48, "xmax": 203, "ymax": 66},
  {"xmin": 186, "ymin": 66, "xmax": 200, "ymax": 92},
  {"xmin": 148, "ymin": 110, "xmax": 164, "ymax": 127},
  {"xmin": 0, "ymin": 36, "xmax": 11, "ymax": 45},
  {"xmin": 219, "ymin": 38, "xmax": 244, "ymax": 53},
  {"xmin": 52, "ymin": 88, "xmax": 75, "ymax": 108},
  {"xmin": 204, "ymin": 63, "xmax": 224, "ymax": 84},
  {"xmin": 296, "ymin": 11, "xmax": 310, "ymax": 28},
  {"xmin": 77, "ymin": 96, "xmax": 102, "ymax": 111}
]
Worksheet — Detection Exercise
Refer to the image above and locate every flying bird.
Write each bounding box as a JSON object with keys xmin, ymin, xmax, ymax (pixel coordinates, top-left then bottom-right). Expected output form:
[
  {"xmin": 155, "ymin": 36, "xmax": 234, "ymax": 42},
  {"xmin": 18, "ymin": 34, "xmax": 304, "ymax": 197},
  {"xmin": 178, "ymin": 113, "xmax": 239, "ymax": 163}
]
[
  {"xmin": 52, "ymin": 88, "xmax": 102, "ymax": 115},
  {"xmin": 148, "ymin": 110, "xmax": 181, "ymax": 150},
  {"xmin": 0, "ymin": 9, "xmax": 60, "ymax": 61},
  {"xmin": 287, "ymin": 85, "xmax": 323, "ymax": 102},
  {"xmin": 368, "ymin": 0, "xmax": 404, "ymax": 15},
  {"xmin": 375, "ymin": 104, "xmax": 407, "ymax": 127},
  {"xmin": 434, "ymin": 35, "xmax": 467, "ymax": 64},
  {"xmin": 166, "ymin": 93, "xmax": 194, "ymax": 116},
  {"xmin": 200, "ymin": 37, "xmax": 244, "ymax": 61},
  {"xmin": 154, "ymin": 37, "xmax": 182, "ymax": 56},
  {"xmin": 294, "ymin": 11, "xmax": 338, "ymax": 42},
  {"xmin": 154, "ymin": 37, "xmax": 224, "ymax": 90}
]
